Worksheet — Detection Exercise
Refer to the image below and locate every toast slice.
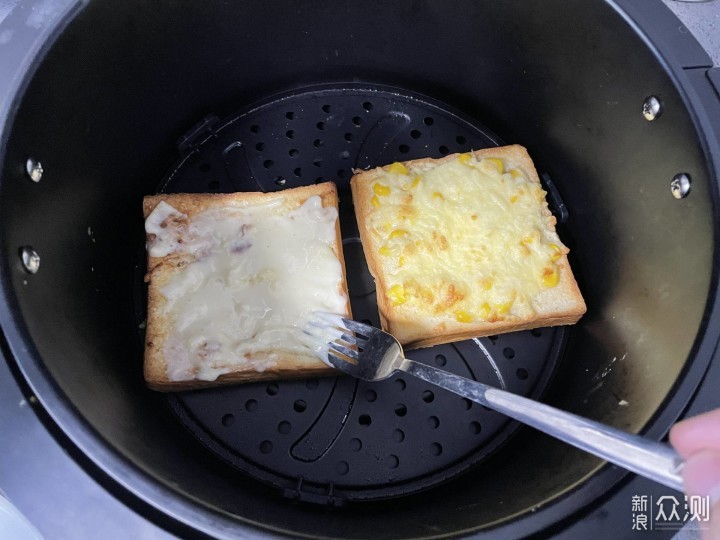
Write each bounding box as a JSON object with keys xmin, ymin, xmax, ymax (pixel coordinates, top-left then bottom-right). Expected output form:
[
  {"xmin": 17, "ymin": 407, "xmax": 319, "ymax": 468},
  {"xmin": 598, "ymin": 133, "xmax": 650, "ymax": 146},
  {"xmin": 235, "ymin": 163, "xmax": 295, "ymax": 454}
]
[
  {"xmin": 143, "ymin": 183, "xmax": 350, "ymax": 391},
  {"xmin": 350, "ymin": 145, "xmax": 586, "ymax": 349}
]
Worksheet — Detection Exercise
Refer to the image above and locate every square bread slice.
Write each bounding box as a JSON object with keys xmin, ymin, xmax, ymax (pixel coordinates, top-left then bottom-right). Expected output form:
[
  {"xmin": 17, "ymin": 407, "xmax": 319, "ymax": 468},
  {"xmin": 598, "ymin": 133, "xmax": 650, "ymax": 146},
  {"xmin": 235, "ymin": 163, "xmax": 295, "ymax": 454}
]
[
  {"xmin": 350, "ymin": 145, "xmax": 586, "ymax": 349},
  {"xmin": 143, "ymin": 182, "xmax": 350, "ymax": 391}
]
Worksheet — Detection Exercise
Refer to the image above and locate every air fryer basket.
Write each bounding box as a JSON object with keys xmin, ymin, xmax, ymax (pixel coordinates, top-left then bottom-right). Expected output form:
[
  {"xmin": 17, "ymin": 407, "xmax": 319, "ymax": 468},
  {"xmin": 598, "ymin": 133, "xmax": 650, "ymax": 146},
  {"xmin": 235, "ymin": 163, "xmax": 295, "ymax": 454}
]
[{"xmin": 1, "ymin": 0, "xmax": 719, "ymax": 538}]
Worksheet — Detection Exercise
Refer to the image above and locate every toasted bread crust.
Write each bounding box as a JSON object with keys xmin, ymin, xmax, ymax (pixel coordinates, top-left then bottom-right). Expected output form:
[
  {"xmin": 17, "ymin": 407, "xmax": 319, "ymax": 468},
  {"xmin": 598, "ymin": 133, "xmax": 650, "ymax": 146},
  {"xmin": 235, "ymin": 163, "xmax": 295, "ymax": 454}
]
[
  {"xmin": 143, "ymin": 183, "xmax": 350, "ymax": 391},
  {"xmin": 351, "ymin": 145, "xmax": 586, "ymax": 349}
]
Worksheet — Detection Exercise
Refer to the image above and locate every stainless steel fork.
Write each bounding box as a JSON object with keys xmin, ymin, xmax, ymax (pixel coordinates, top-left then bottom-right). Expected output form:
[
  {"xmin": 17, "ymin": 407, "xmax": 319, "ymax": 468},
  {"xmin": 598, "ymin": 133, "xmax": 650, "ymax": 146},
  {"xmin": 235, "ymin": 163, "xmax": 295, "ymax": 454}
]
[{"xmin": 308, "ymin": 313, "xmax": 685, "ymax": 492}]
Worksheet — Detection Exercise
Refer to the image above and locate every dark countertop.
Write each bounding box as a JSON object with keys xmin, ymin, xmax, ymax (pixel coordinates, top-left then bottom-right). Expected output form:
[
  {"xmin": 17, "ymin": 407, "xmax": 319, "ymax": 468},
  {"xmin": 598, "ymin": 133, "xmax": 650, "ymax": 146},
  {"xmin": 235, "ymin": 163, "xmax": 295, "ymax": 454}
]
[{"xmin": 1, "ymin": 1, "xmax": 719, "ymax": 539}]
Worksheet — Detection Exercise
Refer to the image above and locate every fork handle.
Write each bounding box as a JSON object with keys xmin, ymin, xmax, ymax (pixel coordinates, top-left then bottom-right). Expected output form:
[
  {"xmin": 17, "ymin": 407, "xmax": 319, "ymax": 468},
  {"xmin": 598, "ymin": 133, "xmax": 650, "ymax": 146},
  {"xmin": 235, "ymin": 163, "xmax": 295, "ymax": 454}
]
[{"xmin": 403, "ymin": 359, "xmax": 684, "ymax": 492}]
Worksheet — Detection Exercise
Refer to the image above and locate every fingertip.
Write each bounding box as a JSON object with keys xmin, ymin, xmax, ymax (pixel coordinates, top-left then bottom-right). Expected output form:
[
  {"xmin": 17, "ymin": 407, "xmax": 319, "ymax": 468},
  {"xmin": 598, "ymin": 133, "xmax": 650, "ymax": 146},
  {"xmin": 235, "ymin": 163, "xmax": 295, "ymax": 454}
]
[
  {"xmin": 682, "ymin": 450, "xmax": 720, "ymax": 503},
  {"xmin": 671, "ymin": 410, "xmax": 720, "ymax": 459}
]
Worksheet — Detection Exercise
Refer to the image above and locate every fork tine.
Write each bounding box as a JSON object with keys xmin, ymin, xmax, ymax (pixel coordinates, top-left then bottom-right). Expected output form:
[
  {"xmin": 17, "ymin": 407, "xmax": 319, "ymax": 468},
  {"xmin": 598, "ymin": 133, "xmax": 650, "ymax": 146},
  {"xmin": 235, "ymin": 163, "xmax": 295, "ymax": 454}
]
[
  {"xmin": 328, "ymin": 341, "xmax": 359, "ymax": 360},
  {"xmin": 325, "ymin": 351, "xmax": 361, "ymax": 375},
  {"xmin": 339, "ymin": 332, "xmax": 357, "ymax": 345},
  {"xmin": 339, "ymin": 317, "xmax": 373, "ymax": 337},
  {"xmin": 340, "ymin": 332, "xmax": 369, "ymax": 347},
  {"xmin": 313, "ymin": 311, "xmax": 346, "ymax": 328}
]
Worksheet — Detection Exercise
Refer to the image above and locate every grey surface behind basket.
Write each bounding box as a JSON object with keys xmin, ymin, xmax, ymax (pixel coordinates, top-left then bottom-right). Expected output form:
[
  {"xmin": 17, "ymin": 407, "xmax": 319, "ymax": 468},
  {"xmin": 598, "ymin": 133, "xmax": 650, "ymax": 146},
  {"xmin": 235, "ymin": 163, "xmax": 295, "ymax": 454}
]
[{"xmin": 664, "ymin": 0, "xmax": 720, "ymax": 64}]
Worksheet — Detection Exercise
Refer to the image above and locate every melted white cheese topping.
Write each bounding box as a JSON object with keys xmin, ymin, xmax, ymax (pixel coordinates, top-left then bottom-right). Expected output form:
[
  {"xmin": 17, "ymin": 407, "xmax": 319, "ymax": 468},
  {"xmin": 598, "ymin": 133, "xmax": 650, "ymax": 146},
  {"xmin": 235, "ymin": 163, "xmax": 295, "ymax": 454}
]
[{"xmin": 145, "ymin": 195, "xmax": 347, "ymax": 381}]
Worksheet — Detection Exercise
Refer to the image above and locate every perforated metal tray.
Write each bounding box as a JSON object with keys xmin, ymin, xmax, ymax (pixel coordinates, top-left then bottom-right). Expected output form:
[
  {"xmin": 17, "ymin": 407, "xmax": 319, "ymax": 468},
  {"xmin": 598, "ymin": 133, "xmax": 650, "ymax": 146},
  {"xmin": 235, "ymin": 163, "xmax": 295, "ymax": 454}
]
[{"xmin": 151, "ymin": 84, "xmax": 567, "ymax": 504}]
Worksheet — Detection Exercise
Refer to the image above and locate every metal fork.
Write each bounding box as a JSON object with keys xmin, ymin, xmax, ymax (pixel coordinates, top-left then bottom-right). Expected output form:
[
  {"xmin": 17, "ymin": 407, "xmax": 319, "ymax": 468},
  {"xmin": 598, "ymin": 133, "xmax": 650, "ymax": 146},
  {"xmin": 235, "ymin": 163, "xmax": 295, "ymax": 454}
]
[{"xmin": 308, "ymin": 313, "xmax": 684, "ymax": 492}]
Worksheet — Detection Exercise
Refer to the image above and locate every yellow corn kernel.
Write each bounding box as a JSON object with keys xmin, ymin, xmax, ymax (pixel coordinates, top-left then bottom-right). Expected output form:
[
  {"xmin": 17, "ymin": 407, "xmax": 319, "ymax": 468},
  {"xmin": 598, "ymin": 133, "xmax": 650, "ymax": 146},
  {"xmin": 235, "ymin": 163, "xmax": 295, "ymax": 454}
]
[
  {"xmin": 373, "ymin": 183, "xmax": 391, "ymax": 196},
  {"xmin": 457, "ymin": 153, "xmax": 472, "ymax": 165},
  {"xmin": 388, "ymin": 284, "xmax": 406, "ymax": 306},
  {"xmin": 519, "ymin": 242, "xmax": 531, "ymax": 256},
  {"xmin": 371, "ymin": 195, "xmax": 380, "ymax": 208},
  {"xmin": 496, "ymin": 298, "xmax": 514, "ymax": 315},
  {"xmin": 382, "ymin": 223, "xmax": 392, "ymax": 232},
  {"xmin": 410, "ymin": 175, "xmax": 421, "ymax": 188},
  {"xmin": 522, "ymin": 236, "xmax": 534, "ymax": 244},
  {"xmin": 388, "ymin": 162, "xmax": 409, "ymax": 175},
  {"xmin": 549, "ymin": 243, "xmax": 563, "ymax": 262},
  {"xmin": 480, "ymin": 278, "xmax": 493, "ymax": 291},
  {"xmin": 389, "ymin": 229, "xmax": 408, "ymax": 239},
  {"xmin": 478, "ymin": 302, "xmax": 492, "ymax": 320},
  {"xmin": 542, "ymin": 266, "xmax": 560, "ymax": 288},
  {"xmin": 379, "ymin": 245, "xmax": 392, "ymax": 256},
  {"xmin": 455, "ymin": 310, "xmax": 473, "ymax": 323},
  {"xmin": 510, "ymin": 194, "xmax": 519, "ymax": 203},
  {"xmin": 398, "ymin": 256, "xmax": 405, "ymax": 267},
  {"xmin": 432, "ymin": 192, "xmax": 444, "ymax": 200},
  {"xmin": 484, "ymin": 158, "xmax": 504, "ymax": 174},
  {"xmin": 510, "ymin": 168, "xmax": 523, "ymax": 179}
]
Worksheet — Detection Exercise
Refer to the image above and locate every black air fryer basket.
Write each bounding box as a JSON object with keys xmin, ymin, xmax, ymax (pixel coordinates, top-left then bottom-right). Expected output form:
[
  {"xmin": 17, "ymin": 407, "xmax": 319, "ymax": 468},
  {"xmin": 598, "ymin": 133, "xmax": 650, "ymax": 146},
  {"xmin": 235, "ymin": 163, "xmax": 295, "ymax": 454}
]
[{"xmin": 1, "ymin": 1, "xmax": 719, "ymax": 538}]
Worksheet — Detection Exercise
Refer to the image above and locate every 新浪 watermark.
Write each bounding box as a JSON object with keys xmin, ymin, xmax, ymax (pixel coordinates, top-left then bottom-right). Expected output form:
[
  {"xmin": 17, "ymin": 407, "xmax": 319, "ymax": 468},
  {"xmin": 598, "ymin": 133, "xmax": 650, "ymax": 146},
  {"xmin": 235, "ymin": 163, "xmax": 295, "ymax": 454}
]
[{"xmin": 631, "ymin": 494, "xmax": 710, "ymax": 531}]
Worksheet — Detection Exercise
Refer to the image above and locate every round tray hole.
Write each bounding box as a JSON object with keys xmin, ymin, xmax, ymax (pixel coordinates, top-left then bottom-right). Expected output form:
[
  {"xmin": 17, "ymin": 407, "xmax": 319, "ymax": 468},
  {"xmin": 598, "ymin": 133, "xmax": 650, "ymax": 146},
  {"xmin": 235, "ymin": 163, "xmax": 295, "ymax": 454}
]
[
  {"xmin": 352, "ymin": 116, "xmax": 362, "ymax": 126},
  {"xmin": 289, "ymin": 148, "xmax": 299, "ymax": 158},
  {"xmin": 259, "ymin": 440, "xmax": 273, "ymax": 454},
  {"xmin": 277, "ymin": 421, "xmax": 291, "ymax": 434},
  {"xmin": 294, "ymin": 167, "xmax": 302, "ymax": 177},
  {"xmin": 399, "ymin": 144, "xmax": 410, "ymax": 154},
  {"xmin": 531, "ymin": 328, "xmax": 543, "ymax": 337},
  {"xmin": 339, "ymin": 150, "xmax": 350, "ymax": 160},
  {"xmin": 517, "ymin": 368, "xmax": 529, "ymax": 380},
  {"xmin": 263, "ymin": 159, "xmax": 273, "ymax": 169},
  {"xmin": 388, "ymin": 455, "xmax": 399, "ymax": 469},
  {"xmin": 394, "ymin": 379, "xmax": 406, "ymax": 391},
  {"xmin": 423, "ymin": 117, "xmax": 434, "ymax": 126},
  {"xmin": 293, "ymin": 400, "xmax": 307, "ymax": 412},
  {"xmin": 344, "ymin": 133, "xmax": 353, "ymax": 142},
  {"xmin": 274, "ymin": 176, "xmax": 286, "ymax": 186},
  {"xmin": 313, "ymin": 158, "xmax": 322, "ymax": 167},
  {"xmin": 245, "ymin": 399, "xmax": 258, "ymax": 412},
  {"xmin": 461, "ymin": 398, "xmax": 472, "ymax": 410},
  {"xmin": 322, "ymin": 104, "xmax": 331, "ymax": 113},
  {"xmin": 393, "ymin": 429, "xmax": 405, "ymax": 442},
  {"xmin": 469, "ymin": 421, "xmax": 482, "ymax": 434},
  {"xmin": 456, "ymin": 135, "xmax": 467, "ymax": 145},
  {"xmin": 422, "ymin": 390, "xmax": 435, "ymax": 403},
  {"xmin": 427, "ymin": 416, "xmax": 440, "ymax": 429},
  {"xmin": 430, "ymin": 443, "xmax": 443, "ymax": 456},
  {"xmin": 394, "ymin": 404, "xmax": 408, "ymax": 417},
  {"xmin": 362, "ymin": 101, "xmax": 373, "ymax": 111},
  {"xmin": 316, "ymin": 121, "xmax": 325, "ymax": 130},
  {"xmin": 286, "ymin": 111, "xmax": 295, "ymax": 120},
  {"xmin": 199, "ymin": 162, "xmax": 211, "ymax": 173},
  {"xmin": 439, "ymin": 145, "xmax": 449, "ymax": 155},
  {"xmin": 313, "ymin": 138, "xmax": 323, "ymax": 148},
  {"xmin": 266, "ymin": 383, "xmax": 279, "ymax": 396},
  {"xmin": 435, "ymin": 354, "xmax": 447, "ymax": 367},
  {"xmin": 503, "ymin": 347, "xmax": 516, "ymax": 359},
  {"xmin": 410, "ymin": 129, "xmax": 421, "ymax": 139},
  {"xmin": 250, "ymin": 124, "xmax": 260, "ymax": 133},
  {"xmin": 207, "ymin": 180, "xmax": 220, "ymax": 191},
  {"xmin": 221, "ymin": 413, "xmax": 234, "ymax": 427},
  {"xmin": 286, "ymin": 129, "xmax": 295, "ymax": 139},
  {"xmin": 350, "ymin": 438, "xmax": 362, "ymax": 451},
  {"xmin": 255, "ymin": 142, "xmax": 265, "ymax": 152},
  {"xmin": 336, "ymin": 461, "xmax": 350, "ymax": 475},
  {"xmin": 365, "ymin": 389, "xmax": 377, "ymax": 402},
  {"xmin": 359, "ymin": 414, "xmax": 372, "ymax": 426}
]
